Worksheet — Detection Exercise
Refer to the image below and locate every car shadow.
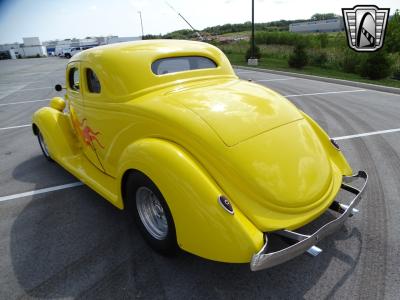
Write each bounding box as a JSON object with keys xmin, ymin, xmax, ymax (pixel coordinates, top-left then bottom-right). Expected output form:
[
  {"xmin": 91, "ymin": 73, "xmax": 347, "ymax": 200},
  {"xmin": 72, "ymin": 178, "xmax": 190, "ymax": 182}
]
[{"xmin": 9, "ymin": 155, "xmax": 363, "ymax": 299}]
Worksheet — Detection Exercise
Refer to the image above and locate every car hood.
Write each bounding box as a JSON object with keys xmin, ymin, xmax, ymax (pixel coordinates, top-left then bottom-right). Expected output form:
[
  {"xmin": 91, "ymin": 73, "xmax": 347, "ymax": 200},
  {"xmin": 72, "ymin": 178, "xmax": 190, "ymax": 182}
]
[{"xmin": 172, "ymin": 79, "xmax": 303, "ymax": 146}]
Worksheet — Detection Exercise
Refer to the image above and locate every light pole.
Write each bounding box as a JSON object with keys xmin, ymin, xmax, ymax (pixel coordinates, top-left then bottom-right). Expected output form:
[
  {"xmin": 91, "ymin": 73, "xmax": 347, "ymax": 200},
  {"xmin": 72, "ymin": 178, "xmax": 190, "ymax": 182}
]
[
  {"xmin": 138, "ymin": 11, "xmax": 144, "ymax": 39},
  {"xmin": 248, "ymin": 0, "xmax": 258, "ymax": 65}
]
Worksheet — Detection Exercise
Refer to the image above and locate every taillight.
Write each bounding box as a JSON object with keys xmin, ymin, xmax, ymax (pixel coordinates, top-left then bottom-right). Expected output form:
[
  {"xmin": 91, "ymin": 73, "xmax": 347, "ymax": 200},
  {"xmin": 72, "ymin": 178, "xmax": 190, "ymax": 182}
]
[{"xmin": 330, "ymin": 138, "xmax": 340, "ymax": 150}]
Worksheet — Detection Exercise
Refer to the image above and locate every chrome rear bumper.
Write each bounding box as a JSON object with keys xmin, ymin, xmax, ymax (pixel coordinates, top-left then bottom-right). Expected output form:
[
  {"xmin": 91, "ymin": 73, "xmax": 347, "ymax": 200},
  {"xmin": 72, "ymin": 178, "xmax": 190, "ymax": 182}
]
[{"xmin": 250, "ymin": 171, "xmax": 367, "ymax": 271}]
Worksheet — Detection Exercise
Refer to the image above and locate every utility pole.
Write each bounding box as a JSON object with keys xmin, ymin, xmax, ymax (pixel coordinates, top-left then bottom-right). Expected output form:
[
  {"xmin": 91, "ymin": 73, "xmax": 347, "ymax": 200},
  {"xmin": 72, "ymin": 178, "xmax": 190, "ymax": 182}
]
[
  {"xmin": 138, "ymin": 11, "xmax": 144, "ymax": 39},
  {"xmin": 248, "ymin": 0, "xmax": 258, "ymax": 65}
]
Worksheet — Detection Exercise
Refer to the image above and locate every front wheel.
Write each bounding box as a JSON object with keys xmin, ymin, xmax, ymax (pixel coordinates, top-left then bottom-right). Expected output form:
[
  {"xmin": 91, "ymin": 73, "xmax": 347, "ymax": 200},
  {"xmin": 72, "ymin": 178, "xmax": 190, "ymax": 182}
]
[
  {"xmin": 126, "ymin": 172, "xmax": 178, "ymax": 255},
  {"xmin": 37, "ymin": 130, "xmax": 53, "ymax": 162}
]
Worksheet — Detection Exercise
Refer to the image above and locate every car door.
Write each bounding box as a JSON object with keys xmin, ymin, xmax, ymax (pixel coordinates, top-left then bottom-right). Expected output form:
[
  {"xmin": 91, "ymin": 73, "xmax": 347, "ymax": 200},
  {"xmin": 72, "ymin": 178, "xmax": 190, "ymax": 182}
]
[
  {"xmin": 66, "ymin": 62, "xmax": 105, "ymax": 171},
  {"xmin": 80, "ymin": 62, "xmax": 133, "ymax": 177}
]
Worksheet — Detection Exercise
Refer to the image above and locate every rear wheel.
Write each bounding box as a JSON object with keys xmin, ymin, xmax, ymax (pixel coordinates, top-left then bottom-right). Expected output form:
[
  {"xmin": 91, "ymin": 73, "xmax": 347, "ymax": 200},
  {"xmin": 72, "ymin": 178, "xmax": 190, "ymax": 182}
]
[
  {"xmin": 37, "ymin": 130, "xmax": 53, "ymax": 161},
  {"xmin": 65, "ymin": 53, "xmax": 71, "ymax": 59},
  {"xmin": 125, "ymin": 171, "xmax": 177, "ymax": 255}
]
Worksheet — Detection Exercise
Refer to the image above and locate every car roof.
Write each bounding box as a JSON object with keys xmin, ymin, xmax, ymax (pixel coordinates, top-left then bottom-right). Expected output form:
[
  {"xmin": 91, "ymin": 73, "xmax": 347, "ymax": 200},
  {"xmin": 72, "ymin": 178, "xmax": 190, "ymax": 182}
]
[{"xmin": 69, "ymin": 39, "xmax": 235, "ymax": 100}]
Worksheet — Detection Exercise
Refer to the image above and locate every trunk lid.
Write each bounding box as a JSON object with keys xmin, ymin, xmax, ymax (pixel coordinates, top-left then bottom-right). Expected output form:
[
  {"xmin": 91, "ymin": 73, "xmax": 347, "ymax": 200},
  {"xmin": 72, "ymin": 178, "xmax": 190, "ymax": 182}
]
[{"xmin": 172, "ymin": 80, "xmax": 303, "ymax": 146}]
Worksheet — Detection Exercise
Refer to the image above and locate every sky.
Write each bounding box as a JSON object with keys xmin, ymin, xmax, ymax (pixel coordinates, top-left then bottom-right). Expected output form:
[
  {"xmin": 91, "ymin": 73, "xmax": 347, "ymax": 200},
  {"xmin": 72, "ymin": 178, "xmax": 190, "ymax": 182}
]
[{"xmin": 0, "ymin": 0, "xmax": 398, "ymax": 44}]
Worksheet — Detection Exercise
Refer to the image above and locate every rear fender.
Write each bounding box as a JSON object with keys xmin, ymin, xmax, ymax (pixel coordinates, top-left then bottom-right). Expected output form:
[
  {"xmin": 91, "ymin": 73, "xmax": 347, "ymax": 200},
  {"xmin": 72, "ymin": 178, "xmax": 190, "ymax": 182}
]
[
  {"xmin": 301, "ymin": 111, "xmax": 352, "ymax": 176},
  {"xmin": 117, "ymin": 138, "xmax": 264, "ymax": 263}
]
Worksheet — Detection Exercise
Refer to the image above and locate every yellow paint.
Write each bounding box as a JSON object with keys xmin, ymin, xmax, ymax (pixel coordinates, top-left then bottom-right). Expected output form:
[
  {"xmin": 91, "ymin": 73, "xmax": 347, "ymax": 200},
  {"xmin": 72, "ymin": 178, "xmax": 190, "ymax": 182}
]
[
  {"xmin": 32, "ymin": 40, "xmax": 352, "ymax": 263},
  {"xmin": 49, "ymin": 97, "xmax": 66, "ymax": 112}
]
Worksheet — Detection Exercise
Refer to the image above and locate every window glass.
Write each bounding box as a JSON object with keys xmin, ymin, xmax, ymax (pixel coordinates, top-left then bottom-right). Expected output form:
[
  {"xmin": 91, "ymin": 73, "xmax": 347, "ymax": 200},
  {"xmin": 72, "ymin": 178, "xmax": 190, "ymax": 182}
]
[
  {"xmin": 69, "ymin": 67, "xmax": 80, "ymax": 91},
  {"xmin": 152, "ymin": 56, "xmax": 217, "ymax": 75},
  {"xmin": 86, "ymin": 69, "xmax": 101, "ymax": 93}
]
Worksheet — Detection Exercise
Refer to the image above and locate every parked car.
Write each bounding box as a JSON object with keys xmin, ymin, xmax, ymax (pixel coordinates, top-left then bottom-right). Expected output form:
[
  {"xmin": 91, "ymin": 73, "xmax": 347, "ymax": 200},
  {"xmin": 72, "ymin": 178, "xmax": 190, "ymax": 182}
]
[
  {"xmin": 32, "ymin": 40, "xmax": 367, "ymax": 271},
  {"xmin": 62, "ymin": 46, "xmax": 93, "ymax": 58}
]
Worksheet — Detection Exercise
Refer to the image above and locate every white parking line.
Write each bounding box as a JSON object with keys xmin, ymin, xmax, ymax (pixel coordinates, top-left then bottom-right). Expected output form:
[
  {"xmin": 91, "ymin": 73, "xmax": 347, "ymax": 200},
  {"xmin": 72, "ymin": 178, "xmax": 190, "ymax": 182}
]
[
  {"xmin": 19, "ymin": 87, "xmax": 53, "ymax": 92},
  {"xmin": 0, "ymin": 124, "xmax": 31, "ymax": 131},
  {"xmin": 0, "ymin": 182, "xmax": 83, "ymax": 202},
  {"xmin": 284, "ymin": 89, "xmax": 366, "ymax": 97},
  {"xmin": 0, "ymin": 99, "xmax": 50, "ymax": 107},
  {"xmin": 256, "ymin": 78, "xmax": 296, "ymax": 82},
  {"xmin": 334, "ymin": 128, "xmax": 400, "ymax": 141}
]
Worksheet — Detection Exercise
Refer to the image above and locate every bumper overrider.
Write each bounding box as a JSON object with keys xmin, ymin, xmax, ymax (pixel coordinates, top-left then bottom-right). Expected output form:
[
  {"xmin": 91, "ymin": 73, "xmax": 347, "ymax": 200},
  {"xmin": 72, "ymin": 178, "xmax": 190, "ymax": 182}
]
[{"xmin": 250, "ymin": 171, "xmax": 368, "ymax": 271}]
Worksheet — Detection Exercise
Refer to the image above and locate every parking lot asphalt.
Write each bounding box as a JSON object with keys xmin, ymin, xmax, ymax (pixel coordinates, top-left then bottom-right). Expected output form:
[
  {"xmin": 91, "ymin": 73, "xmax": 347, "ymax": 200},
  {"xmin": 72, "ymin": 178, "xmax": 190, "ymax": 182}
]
[{"xmin": 1, "ymin": 57, "xmax": 399, "ymax": 299}]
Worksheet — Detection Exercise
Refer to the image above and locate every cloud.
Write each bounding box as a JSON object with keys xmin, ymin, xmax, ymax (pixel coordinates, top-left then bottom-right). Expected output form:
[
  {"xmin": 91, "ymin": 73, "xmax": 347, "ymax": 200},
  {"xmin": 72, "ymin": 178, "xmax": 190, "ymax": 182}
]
[{"xmin": 89, "ymin": 5, "xmax": 97, "ymax": 11}]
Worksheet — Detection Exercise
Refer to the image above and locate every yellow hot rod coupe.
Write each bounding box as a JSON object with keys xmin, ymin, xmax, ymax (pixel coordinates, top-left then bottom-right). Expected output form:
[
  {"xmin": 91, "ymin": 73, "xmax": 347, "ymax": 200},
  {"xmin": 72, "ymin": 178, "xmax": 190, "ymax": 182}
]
[{"xmin": 32, "ymin": 40, "xmax": 367, "ymax": 271}]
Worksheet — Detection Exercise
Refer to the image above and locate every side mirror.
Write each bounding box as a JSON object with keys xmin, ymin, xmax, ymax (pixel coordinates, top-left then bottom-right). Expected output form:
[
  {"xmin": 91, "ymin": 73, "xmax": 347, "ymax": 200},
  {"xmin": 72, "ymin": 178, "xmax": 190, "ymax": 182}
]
[{"xmin": 55, "ymin": 84, "xmax": 63, "ymax": 92}]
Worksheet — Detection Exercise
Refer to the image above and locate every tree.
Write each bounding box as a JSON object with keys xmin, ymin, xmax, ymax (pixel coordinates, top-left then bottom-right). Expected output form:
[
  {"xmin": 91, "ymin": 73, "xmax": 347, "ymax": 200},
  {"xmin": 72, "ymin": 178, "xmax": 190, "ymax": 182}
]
[
  {"xmin": 288, "ymin": 42, "xmax": 308, "ymax": 69},
  {"xmin": 385, "ymin": 9, "xmax": 400, "ymax": 53},
  {"xmin": 310, "ymin": 13, "xmax": 337, "ymax": 21}
]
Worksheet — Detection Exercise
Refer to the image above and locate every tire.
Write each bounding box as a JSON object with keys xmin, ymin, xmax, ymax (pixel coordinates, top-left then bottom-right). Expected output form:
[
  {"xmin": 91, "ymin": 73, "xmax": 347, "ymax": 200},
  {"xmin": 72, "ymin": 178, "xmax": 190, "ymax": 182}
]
[
  {"xmin": 125, "ymin": 171, "xmax": 177, "ymax": 255},
  {"xmin": 37, "ymin": 130, "xmax": 53, "ymax": 162},
  {"xmin": 65, "ymin": 53, "xmax": 71, "ymax": 59}
]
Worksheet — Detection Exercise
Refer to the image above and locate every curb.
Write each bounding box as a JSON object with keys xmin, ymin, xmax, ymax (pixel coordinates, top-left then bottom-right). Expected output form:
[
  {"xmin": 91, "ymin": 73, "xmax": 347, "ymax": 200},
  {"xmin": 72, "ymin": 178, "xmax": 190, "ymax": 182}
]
[{"xmin": 233, "ymin": 65, "xmax": 400, "ymax": 95}]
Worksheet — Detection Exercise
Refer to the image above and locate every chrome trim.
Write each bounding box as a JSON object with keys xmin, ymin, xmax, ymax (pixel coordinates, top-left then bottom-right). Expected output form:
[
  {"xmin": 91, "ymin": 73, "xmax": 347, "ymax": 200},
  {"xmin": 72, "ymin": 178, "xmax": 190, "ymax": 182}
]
[
  {"xmin": 307, "ymin": 245, "xmax": 323, "ymax": 256},
  {"xmin": 250, "ymin": 171, "xmax": 367, "ymax": 271}
]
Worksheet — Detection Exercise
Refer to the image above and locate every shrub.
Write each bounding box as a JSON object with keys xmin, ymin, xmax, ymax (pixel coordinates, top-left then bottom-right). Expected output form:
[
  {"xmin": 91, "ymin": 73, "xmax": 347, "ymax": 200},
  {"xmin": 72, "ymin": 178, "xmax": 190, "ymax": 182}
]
[
  {"xmin": 359, "ymin": 51, "xmax": 393, "ymax": 80},
  {"xmin": 310, "ymin": 52, "xmax": 328, "ymax": 67},
  {"xmin": 393, "ymin": 68, "xmax": 400, "ymax": 80},
  {"xmin": 318, "ymin": 33, "xmax": 329, "ymax": 48},
  {"xmin": 245, "ymin": 44, "xmax": 261, "ymax": 61},
  {"xmin": 288, "ymin": 42, "xmax": 308, "ymax": 69},
  {"xmin": 340, "ymin": 49, "xmax": 361, "ymax": 73}
]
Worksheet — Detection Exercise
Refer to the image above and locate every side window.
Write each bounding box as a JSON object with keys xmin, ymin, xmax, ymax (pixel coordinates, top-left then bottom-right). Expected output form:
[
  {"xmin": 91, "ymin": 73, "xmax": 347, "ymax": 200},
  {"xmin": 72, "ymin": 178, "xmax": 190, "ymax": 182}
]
[
  {"xmin": 69, "ymin": 67, "xmax": 80, "ymax": 91},
  {"xmin": 86, "ymin": 69, "xmax": 101, "ymax": 93}
]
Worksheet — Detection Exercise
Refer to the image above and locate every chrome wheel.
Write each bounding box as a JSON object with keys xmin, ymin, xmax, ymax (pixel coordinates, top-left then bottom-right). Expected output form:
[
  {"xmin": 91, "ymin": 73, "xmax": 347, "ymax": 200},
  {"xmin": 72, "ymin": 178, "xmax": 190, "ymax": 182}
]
[
  {"xmin": 38, "ymin": 131, "xmax": 50, "ymax": 158},
  {"xmin": 136, "ymin": 186, "xmax": 168, "ymax": 240}
]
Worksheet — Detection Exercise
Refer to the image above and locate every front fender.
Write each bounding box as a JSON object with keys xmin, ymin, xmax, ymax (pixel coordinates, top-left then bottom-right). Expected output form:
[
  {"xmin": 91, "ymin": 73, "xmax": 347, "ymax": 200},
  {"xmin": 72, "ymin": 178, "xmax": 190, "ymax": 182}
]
[
  {"xmin": 117, "ymin": 138, "xmax": 264, "ymax": 263},
  {"xmin": 32, "ymin": 107, "xmax": 79, "ymax": 159}
]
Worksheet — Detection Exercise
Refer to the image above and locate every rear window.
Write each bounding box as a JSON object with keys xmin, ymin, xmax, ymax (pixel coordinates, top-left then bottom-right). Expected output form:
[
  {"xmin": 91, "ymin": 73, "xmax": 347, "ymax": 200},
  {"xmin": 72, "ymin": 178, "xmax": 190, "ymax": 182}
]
[{"xmin": 152, "ymin": 56, "xmax": 217, "ymax": 75}]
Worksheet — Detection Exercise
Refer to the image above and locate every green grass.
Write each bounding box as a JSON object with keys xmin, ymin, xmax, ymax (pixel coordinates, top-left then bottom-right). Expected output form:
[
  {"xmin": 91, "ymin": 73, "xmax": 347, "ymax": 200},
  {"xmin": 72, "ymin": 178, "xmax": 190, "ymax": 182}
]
[{"xmin": 227, "ymin": 54, "xmax": 400, "ymax": 89}]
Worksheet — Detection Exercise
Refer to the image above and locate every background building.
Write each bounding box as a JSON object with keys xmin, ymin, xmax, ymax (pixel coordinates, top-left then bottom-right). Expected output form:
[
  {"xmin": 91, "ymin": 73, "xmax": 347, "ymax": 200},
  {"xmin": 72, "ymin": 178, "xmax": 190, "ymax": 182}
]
[
  {"xmin": 0, "ymin": 37, "xmax": 47, "ymax": 59},
  {"xmin": 0, "ymin": 36, "xmax": 140, "ymax": 59},
  {"xmin": 19, "ymin": 37, "xmax": 47, "ymax": 57},
  {"xmin": 289, "ymin": 18, "xmax": 344, "ymax": 33}
]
